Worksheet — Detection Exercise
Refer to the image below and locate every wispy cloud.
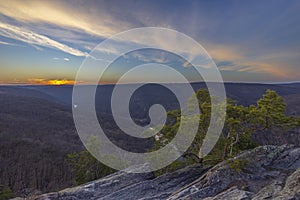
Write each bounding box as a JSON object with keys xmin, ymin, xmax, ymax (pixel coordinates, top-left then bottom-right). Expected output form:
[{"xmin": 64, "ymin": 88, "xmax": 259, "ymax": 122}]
[
  {"xmin": 0, "ymin": 22, "xmax": 88, "ymax": 56},
  {"xmin": 204, "ymin": 44, "xmax": 289, "ymax": 78},
  {"xmin": 52, "ymin": 57, "xmax": 70, "ymax": 61},
  {"xmin": 0, "ymin": 0, "xmax": 130, "ymax": 38},
  {"xmin": 0, "ymin": 40, "xmax": 18, "ymax": 46},
  {"xmin": 124, "ymin": 50, "xmax": 169, "ymax": 64}
]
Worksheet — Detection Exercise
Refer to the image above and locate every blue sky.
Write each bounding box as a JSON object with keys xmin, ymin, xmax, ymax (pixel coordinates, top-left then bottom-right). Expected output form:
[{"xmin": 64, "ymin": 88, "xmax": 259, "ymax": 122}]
[{"xmin": 0, "ymin": 0, "xmax": 299, "ymax": 84}]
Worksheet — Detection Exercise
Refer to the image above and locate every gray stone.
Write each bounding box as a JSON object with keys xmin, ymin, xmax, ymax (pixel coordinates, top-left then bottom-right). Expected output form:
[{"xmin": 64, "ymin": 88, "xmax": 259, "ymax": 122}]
[
  {"xmin": 202, "ymin": 186, "xmax": 253, "ymax": 200},
  {"xmin": 168, "ymin": 145, "xmax": 300, "ymax": 200},
  {"xmin": 29, "ymin": 145, "xmax": 300, "ymax": 200}
]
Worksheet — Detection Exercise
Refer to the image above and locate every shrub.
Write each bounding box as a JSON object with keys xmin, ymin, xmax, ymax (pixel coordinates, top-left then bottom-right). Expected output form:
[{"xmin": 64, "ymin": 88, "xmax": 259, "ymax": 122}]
[{"xmin": 227, "ymin": 158, "xmax": 249, "ymax": 173}]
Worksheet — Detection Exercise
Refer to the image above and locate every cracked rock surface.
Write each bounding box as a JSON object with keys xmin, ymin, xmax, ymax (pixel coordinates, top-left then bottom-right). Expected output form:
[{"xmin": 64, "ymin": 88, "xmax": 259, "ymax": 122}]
[{"xmin": 18, "ymin": 145, "xmax": 299, "ymax": 200}]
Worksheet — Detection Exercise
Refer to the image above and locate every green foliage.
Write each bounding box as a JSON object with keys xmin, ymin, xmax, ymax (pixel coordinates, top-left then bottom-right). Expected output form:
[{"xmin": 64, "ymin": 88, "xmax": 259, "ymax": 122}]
[
  {"xmin": 66, "ymin": 150, "xmax": 116, "ymax": 185},
  {"xmin": 248, "ymin": 89, "xmax": 298, "ymax": 131},
  {"xmin": 234, "ymin": 132, "xmax": 259, "ymax": 151},
  {"xmin": 203, "ymin": 137, "xmax": 226, "ymax": 165},
  {"xmin": 66, "ymin": 136, "xmax": 116, "ymax": 185},
  {"xmin": 151, "ymin": 89, "xmax": 299, "ymax": 175},
  {"xmin": 227, "ymin": 158, "xmax": 249, "ymax": 173},
  {"xmin": 0, "ymin": 185, "xmax": 14, "ymax": 200}
]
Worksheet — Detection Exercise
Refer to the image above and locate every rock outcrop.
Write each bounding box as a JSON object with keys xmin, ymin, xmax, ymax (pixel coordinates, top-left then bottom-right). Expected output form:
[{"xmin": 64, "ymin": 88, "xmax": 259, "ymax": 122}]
[
  {"xmin": 169, "ymin": 145, "xmax": 300, "ymax": 200},
  {"xmin": 21, "ymin": 144, "xmax": 299, "ymax": 200}
]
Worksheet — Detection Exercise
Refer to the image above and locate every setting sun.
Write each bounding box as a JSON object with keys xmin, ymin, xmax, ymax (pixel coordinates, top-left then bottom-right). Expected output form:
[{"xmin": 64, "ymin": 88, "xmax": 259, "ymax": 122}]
[{"xmin": 48, "ymin": 79, "xmax": 74, "ymax": 85}]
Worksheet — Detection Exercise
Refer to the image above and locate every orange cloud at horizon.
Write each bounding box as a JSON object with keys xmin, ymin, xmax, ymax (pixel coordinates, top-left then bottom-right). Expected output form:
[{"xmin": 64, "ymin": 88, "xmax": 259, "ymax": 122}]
[
  {"xmin": 27, "ymin": 79, "xmax": 75, "ymax": 85},
  {"xmin": 205, "ymin": 44, "xmax": 290, "ymax": 79},
  {"xmin": 26, "ymin": 79, "xmax": 117, "ymax": 85}
]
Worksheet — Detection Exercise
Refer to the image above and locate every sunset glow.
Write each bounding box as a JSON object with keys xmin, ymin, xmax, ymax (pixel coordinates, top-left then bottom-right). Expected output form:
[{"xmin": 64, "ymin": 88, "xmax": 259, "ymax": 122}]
[
  {"xmin": 27, "ymin": 79, "xmax": 75, "ymax": 85},
  {"xmin": 0, "ymin": 0, "xmax": 299, "ymax": 83},
  {"xmin": 48, "ymin": 79, "xmax": 75, "ymax": 85}
]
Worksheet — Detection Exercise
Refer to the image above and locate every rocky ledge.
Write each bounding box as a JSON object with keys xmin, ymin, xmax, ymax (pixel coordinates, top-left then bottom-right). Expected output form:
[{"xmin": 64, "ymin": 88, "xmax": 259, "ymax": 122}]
[{"xmin": 16, "ymin": 144, "xmax": 300, "ymax": 200}]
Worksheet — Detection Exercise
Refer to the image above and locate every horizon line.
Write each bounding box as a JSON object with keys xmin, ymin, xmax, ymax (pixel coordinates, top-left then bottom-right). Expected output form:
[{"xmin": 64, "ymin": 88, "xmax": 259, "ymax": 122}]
[{"xmin": 1, "ymin": 81, "xmax": 300, "ymax": 87}]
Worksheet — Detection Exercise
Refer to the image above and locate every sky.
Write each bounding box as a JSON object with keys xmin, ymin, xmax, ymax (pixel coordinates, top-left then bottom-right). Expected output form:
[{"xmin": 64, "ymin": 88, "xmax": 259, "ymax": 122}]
[{"xmin": 0, "ymin": 0, "xmax": 300, "ymax": 84}]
